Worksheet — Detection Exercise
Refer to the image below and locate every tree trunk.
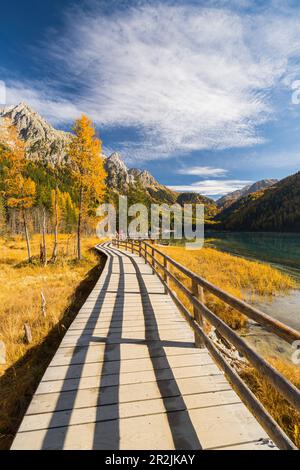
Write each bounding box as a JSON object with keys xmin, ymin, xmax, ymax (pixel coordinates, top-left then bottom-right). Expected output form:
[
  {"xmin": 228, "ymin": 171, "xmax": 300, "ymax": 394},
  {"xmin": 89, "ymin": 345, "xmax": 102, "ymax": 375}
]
[
  {"xmin": 51, "ymin": 187, "xmax": 59, "ymax": 261},
  {"xmin": 41, "ymin": 207, "xmax": 47, "ymax": 266},
  {"xmin": 22, "ymin": 209, "xmax": 32, "ymax": 263},
  {"xmin": 77, "ymin": 187, "xmax": 83, "ymax": 261}
]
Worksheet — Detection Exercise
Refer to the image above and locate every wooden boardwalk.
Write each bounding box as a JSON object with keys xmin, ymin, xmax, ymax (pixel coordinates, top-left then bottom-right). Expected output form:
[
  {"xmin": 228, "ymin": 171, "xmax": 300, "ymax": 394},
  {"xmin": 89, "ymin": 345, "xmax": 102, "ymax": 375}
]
[{"xmin": 11, "ymin": 243, "xmax": 276, "ymax": 450}]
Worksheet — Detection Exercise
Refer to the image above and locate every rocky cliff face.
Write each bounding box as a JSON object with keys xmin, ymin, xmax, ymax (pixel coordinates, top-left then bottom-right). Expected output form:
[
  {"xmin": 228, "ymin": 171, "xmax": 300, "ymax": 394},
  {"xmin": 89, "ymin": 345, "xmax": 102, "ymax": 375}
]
[
  {"xmin": 104, "ymin": 152, "xmax": 135, "ymax": 189},
  {"xmin": 217, "ymin": 179, "xmax": 278, "ymax": 209},
  {"xmin": 128, "ymin": 168, "xmax": 158, "ymax": 187},
  {"xmin": 104, "ymin": 152, "xmax": 178, "ymax": 203},
  {"xmin": 0, "ymin": 102, "xmax": 175, "ymax": 201},
  {"xmin": 0, "ymin": 102, "xmax": 71, "ymax": 165},
  {"xmin": 104, "ymin": 153, "xmax": 218, "ymax": 214}
]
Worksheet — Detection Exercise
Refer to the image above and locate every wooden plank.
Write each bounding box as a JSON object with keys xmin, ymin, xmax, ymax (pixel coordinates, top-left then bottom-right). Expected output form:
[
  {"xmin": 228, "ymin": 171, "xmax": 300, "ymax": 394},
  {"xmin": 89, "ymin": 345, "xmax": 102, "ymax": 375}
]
[
  {"xmin": 18, "ymin": 390, "xmax": 240, "ymax": 433},
  {"xmin": 12, "ymin": 402, "xmax": 271, "ymax": 450},
  {"xmin": 26, "ymin": 375, "xmax": 231, "ymax": 416},
  {"xmin": 36, "ymin": 364, "xmax": 222, "ymax": 395},
  {"xmin": 49, "ymin": 344, "xmax": 203, "ymax": 367},
  {"xmin": 142, "ymin": 240, "xmax": 300, "ymax": 344},
  {"xmin": 43, "ymin": 352, "xmax": 214, "ymax": 381},
  {"xmin": 63, "ymin": 326, "xmax": 193, "ymax": 340}
]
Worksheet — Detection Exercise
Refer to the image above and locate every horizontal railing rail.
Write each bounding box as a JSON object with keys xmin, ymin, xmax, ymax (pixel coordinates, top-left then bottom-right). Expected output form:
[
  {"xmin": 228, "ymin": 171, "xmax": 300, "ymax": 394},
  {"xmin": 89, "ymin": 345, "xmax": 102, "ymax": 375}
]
[{"xmin": 111, "ymin": 238, "xmax": 300, "ymax": 450}]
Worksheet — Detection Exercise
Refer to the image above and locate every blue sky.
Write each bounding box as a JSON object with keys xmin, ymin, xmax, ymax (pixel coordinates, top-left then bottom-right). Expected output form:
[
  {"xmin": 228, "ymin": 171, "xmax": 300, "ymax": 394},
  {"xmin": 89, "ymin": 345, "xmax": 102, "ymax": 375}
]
[{"xmin": 1, "ymin": 0, "xmax": 300, "ymax": 198}]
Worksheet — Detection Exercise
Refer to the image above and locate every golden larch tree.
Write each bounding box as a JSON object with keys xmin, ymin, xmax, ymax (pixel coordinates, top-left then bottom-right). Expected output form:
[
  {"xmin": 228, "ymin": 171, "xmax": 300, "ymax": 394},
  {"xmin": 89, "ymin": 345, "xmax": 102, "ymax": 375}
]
[
  {"xmin": 6, "ymin": 175, "xmax": 36, "ymax": 261},
  {"xmin": 68, "ymin": 115, "xmax": 106, "ymax": 260},
  {"xmin": 50, "ymin": 185, "xmax": 61, "ymax": 261},
  {"xmin": 0, "ymin": 121, "xmax": 36, "ymax": 261}
]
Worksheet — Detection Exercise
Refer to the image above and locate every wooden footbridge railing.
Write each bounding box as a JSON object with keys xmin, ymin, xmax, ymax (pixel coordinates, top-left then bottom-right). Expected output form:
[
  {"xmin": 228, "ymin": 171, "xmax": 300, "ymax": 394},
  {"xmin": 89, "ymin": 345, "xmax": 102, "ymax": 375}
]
[{"xmin": 112, "ymin": 238, "xmax": 300, "ymax": 450}]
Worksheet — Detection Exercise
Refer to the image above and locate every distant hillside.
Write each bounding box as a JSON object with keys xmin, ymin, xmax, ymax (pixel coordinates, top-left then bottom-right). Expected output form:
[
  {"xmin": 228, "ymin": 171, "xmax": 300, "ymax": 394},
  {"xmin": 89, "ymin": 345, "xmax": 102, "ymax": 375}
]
[
  {"xmin": 217, "ymin": 179, "xmax": 278, "ymax": 209},
  {"xmin": 176, "ymin": 192, "xmax": 218, "ymax": 219},
  {"xmin": 216, "ymin": 172, "xmax": 300, "ymax": 232}
]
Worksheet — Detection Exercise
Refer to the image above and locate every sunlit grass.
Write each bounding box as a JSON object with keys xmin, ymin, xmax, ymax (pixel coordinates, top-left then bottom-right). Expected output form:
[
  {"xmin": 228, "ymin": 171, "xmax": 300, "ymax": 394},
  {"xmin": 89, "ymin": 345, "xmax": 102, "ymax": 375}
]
[
  {"xmin": 156, "ymin": 245, "xmax": 296, "ymax": 329},
  {"xmin": 241, "ymin": 357, "xmax": 300, "ymax": 448}
]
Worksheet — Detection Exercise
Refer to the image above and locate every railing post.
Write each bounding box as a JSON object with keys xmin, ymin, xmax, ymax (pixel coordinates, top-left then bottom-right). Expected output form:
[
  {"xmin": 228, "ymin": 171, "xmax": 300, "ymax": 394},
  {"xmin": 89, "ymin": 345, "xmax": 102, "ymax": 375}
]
[
  {"xmin": 192, "ymin": 278, "xmax": 205, "ymax": 348},
  {"xmin": 151, "ymin": 246, "xmax": 155, "ymax": 273},
  {"xmin": 163, "ymin": 256, "xmax": 168, "ymax": 293},
  {"xmin": 138, "ymin": 240, "xmax": 142, "ymax": 257}
]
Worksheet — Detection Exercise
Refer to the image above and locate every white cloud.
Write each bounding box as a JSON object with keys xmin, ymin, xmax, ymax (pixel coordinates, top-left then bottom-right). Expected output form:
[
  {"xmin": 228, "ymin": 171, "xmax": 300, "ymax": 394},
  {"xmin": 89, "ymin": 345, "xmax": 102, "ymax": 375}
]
[
  {"xmin": 47, "ymin": 3, "xmax": 300, "ymax": 161},
  {"xmin": 169, "ymin": 179, "xmax": 252, "ymax": 196},
  {"xmin": 4, "ymin": 2, "xmax": 300, "ymax": 162},
  {"xmin": 4, "ymin": 81, "xmax": 81, "ymax": 124},
  {"xmin": 177, "ymin": 166, "xmax": 228, "ymax": 177},
  {"xmin": 0, "ymin": 81, "xmax": 6, "ymax": 106}
]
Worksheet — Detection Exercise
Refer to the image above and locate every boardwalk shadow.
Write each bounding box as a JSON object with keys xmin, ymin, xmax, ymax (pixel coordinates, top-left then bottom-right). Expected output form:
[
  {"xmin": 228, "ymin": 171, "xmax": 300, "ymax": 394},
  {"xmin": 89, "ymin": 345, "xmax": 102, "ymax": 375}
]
[
  {"xmin": 92, "ymin": 251, "xmax": 124, "ymax": 449},
  {"xmin": 119, "ymin": 249, "xmax": 202, "ymax": 450},
  {"xmin": 40, "ymin": 245, "xmax": 202, "ymax": 450},
  {"xmin": 41, "ymin": 247, "xmax": 115, "ymax": 449}
]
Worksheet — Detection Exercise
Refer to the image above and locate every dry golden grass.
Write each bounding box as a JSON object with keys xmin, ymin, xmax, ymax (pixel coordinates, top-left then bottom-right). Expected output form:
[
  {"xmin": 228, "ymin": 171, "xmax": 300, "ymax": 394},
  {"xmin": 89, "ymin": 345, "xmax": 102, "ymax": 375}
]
[
  {"xmin": 0, "ymin": 234, "xmax": 105, "ymax": 449},
  {"xmin": 241, "ymin": 358, "xmax": 300, "ymax": 448},
  {"xmin": 156, "ymin": 245, "xmax": 296, "ymax": 329}
]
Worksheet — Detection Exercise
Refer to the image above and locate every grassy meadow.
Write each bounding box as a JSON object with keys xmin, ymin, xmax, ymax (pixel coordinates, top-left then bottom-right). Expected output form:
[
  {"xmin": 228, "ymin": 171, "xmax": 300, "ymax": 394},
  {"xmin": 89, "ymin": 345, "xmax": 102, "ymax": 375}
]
[
  {"xmin": 0, "ymin": 234, "xmax": 105, "ymax": 450},
  {"xmin": 157, "ymin": 245, "xmax": 296, "ymax": 329}
]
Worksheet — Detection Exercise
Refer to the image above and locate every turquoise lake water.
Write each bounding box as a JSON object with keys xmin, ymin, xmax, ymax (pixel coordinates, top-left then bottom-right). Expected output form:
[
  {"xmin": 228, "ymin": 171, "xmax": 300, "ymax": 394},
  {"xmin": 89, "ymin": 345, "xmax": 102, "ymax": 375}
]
[
  {"xmin": 204, "ymin": 231, "xmax": 300, "ymax": 359},
  {"xmin": 205, "ymin": 231, "xmax": 300, "ymax": 279},
  {"xmin": 165, "ymin": 231, "xmax": 300, "ymax": 358}
]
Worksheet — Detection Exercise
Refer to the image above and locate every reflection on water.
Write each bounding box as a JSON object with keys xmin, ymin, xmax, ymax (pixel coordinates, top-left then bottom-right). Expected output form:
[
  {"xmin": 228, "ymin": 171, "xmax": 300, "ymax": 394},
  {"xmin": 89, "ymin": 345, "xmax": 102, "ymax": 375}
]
[
  {"xmin": 244, "ymin": 291, "xmax": 300, "ymax": 363},
  {"xmin": 204, "ymin": 231, "xmax": 300, "ymax": 362},
  {"xmin": 254, "ymin": 290, "xmax": 300, "ymax": 331},
  {"xmin": 166, "ymin": 231, "xmax": 300, "ymax": 334},
  {"xmin": 204, "ymin": 231, "xmax": 300, "ymax": 327},
  {"xmin": 205, "ymin": 231, "xmax": 300, "ymax": 278},
  {"xmin": 241, "ymin": 324, "xmax": 296, "ymax": 363}
]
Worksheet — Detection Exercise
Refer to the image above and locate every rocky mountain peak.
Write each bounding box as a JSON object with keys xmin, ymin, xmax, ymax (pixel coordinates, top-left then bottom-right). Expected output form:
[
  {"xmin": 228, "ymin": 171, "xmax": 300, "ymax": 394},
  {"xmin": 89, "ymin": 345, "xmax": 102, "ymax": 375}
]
[
  {"xmin": 0, "ymin": 102, "xmax": 71, "ymax": 165},
  {"xmin": 103, "ymin": 152, "xmax": 179, "ymax": 204},
  {"xmin": 104, "ymin": 152, "xmax": 135, "ymax": 190},
  {"xmin": 128, "ymin": 168, "xmax": 157, "ymax": 187},
  {"xmin": 0, "ymin": 102, "xmax": 218, "ymax": 212},
  {"xmin": 104, "ymin": 153, "xmax": 162, "ymax": 192},
  {"xmin": 106, "ymin": 152, "xmax": 128, "ymax": 171}
]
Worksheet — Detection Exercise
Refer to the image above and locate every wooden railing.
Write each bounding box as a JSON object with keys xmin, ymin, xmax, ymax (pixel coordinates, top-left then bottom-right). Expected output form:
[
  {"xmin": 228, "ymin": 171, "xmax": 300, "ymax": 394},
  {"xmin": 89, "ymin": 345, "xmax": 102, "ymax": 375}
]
[{"xmin": 112, "ymin": 238, "xmax": 300, "ymax": 450}]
